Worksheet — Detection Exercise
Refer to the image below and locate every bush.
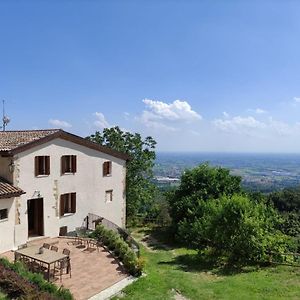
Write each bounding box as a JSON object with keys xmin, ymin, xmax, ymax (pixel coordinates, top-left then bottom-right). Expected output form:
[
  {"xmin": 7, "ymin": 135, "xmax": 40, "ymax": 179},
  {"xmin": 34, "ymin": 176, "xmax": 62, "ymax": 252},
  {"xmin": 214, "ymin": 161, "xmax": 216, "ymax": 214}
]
[
  {"xmin": 0, "ymin": 258, "xmax": 73, "ymax": 300},
  {"xmin": 107, "ymin": 232, "xmax": 120, "ymax": 251},
  {"xmin": 178, "ymin": 195, "xmax": 290, "ymax": 265},
  {"xmin": 168, "ymin": 164, "xmax": 242, "ymax": 231},
  {"xmin": 93, "ymin": 225, "xmax": 143, "ymax": 275},
  {"xmin": 113, "ymin": 238, "xmax": 127, "ymax": 257}
]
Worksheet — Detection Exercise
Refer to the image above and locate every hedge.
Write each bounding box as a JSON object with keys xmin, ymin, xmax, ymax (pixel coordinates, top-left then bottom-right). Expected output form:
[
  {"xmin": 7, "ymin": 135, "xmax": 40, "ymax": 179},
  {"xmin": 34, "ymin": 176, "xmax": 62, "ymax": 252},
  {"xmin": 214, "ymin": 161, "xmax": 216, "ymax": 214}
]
[{"xmin": 90, "ymin": 224, "xmax": 144, "ymax": 276}]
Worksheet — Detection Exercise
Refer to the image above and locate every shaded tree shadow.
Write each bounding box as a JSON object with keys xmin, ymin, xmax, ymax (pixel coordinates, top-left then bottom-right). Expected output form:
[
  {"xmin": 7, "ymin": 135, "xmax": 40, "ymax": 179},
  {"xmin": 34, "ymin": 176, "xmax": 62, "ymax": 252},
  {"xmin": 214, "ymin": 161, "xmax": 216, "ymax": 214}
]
[
  {"xmin": 137, "ymin": 226, "xmax": 179, "ymax": 251},
  {"xmin": 158, "ymin": 253, "xmax": 268, "ymax": 276}
]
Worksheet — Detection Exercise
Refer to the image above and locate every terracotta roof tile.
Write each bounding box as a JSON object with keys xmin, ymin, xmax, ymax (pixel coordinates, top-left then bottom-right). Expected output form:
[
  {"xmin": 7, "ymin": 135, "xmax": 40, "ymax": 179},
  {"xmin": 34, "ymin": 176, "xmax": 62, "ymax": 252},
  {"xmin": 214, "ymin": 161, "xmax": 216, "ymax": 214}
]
[
  {"xmin": 0, "ymin": 129, "xmax": 60, "ymax": 151},
  {"xmin": 0, "ymin": 129, "xmax": 129, "ymax": 160},
  {"xmin": 0, "ymin": 177, "xmax": 25, "ymax": 199}
]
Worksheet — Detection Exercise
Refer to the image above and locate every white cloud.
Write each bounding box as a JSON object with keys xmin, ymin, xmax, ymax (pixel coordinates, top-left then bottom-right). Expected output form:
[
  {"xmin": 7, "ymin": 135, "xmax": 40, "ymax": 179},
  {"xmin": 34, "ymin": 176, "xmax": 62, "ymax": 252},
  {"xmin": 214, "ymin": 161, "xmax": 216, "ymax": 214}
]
[
  {"xmin": 137, "ymin": 99, "xmax": 201, "ymax": 132},
  {"xmin": 222, "ymin": 111, "xmax": 229, "ymax": 118},
  {"xmin": 268, "ymin": 117, "xmax": 295, "ymax": 136},
  {"xmin": 255, "ymin": 108, "xmax": 267, "ymax": 114},
  {"xmin": 49, "ymin": 119, "xmax": 72, "ymax": 128},
  {"xmin": 213, "ymin": 113, "xmax": 300, "ymax": 139},
  {"xmin": 293, "ymin": 97, "xmax": 300, "ymax": 103},
  {"xmin": 138, "ymin": 110, "xmax": 177, "ymax": 131},
  {"xmin": 93, "ymin": 112, "xmax": 111, "ymax": 129},
  {"xmin": 142, "ymin": 99, "xmax": 202, "ymax": 122},
  {"xmin": 214, "ymin": 116, "xmax": 265, "ymax": 134},
  {"xmin": 248, "ymin": 108, "xmax": 268, "ymax": 114}
]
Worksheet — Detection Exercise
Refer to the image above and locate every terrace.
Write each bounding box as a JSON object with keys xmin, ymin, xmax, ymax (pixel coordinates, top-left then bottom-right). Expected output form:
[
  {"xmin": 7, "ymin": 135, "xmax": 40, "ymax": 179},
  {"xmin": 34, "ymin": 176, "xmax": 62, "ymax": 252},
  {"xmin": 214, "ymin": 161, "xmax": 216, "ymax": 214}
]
[{"xmin": 1, "ymin": 236, "xmax": 128, "ymax": 300}]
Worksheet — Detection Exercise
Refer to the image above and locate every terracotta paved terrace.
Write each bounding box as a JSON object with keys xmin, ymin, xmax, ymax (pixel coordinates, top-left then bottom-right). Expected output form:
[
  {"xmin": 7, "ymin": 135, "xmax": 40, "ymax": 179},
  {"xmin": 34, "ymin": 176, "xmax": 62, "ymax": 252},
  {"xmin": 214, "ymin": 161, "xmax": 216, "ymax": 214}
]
[{"xmin": 1, "ymin": 237, "xmax": 128, "ymax": 300}]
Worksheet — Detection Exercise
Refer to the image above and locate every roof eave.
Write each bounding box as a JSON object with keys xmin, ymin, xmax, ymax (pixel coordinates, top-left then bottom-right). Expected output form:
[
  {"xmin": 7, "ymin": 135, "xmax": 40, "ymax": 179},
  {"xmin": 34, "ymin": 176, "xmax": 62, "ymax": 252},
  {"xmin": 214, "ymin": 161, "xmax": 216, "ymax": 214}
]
[
  {"xmin": 7, "ymin": 130, "xmax": 130, "ymax": 161},
  {"xmin": 0, "ymin": 191, "xmax": 26, "ymax": 199}
]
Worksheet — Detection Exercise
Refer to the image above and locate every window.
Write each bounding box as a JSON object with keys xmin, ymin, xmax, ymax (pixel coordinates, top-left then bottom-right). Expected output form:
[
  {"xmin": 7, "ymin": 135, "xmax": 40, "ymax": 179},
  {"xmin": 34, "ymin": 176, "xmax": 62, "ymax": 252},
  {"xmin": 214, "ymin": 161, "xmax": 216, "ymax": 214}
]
[
  {"xmin": 60, "ymin": 193, "xmax": 76, "ymax": 216},
  {"xmin": 35, "ymin": 156, "xmax": 50, "ymax": 176},
  {"xmin": 103, "ymin": 161, "xmax": 112, "ymax": 176},
  {"xmin": 0, "ymin": 209, "xmax": 8, "ymax": 220},
  {"xmin": 61, "ymin": 155, "xmax": 77, "ymax": 174},
  {"xmin": 105, "ymin": 190, "xmax": 113, "ymax": 203}
]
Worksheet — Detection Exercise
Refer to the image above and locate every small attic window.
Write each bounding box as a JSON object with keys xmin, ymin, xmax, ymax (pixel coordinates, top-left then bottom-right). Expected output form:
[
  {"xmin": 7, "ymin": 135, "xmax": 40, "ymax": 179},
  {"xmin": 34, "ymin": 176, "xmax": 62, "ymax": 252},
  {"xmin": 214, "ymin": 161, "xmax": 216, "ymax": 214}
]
[{"xmin": 103, "ymin": 161, "xmax": 112, "ymax": 176}]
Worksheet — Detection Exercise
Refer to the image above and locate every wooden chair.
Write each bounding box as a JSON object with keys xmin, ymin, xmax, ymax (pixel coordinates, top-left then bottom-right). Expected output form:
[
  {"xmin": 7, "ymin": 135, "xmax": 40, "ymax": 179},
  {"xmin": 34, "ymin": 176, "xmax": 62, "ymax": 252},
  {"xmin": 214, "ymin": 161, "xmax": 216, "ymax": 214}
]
[
  {"xmin": 62, "ymin": 248, "xmax": 70, "ymax": 256},
  {"xmin": 88, "ymin": 239, "xmax": 101, "ymax": 252},
  {"xmin": 43, "ymin": 243, "xmax": 50, "ymax": 249},
  {"xmin": 67, "ymin": 236, "xmax": 83, "ymax": 246},
  {"xmin": 29, "ymin": 259, "xmax": 42, "ymax": 273},
  {"xmin": 55, "ymin": 255, "xmax": 71, "ymax": 282},
  {"xmin": 51, "ymin": 245, "xmax": 58, "ymax": 252}
]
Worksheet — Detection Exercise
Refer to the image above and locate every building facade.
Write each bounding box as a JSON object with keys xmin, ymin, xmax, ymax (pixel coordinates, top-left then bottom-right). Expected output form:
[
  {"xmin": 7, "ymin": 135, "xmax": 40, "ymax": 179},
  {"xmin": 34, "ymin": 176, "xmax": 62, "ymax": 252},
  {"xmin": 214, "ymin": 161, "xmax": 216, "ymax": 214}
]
[{"xmin": 0, "ymin": 129, "xmax": 128, "ymax": 253}]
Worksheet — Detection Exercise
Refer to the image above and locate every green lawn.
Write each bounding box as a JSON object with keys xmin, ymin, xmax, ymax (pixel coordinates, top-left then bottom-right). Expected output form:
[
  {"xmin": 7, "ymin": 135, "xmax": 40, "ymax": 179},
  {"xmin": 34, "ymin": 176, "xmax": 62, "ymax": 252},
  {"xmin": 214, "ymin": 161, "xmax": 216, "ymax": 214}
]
[
  {"xmin": 0, "ymin": 290, "xmax": 8, "ymax": 300},
  {"xmin": 114, "ymin": 228, "xmax": 300, "ymax": 300}
]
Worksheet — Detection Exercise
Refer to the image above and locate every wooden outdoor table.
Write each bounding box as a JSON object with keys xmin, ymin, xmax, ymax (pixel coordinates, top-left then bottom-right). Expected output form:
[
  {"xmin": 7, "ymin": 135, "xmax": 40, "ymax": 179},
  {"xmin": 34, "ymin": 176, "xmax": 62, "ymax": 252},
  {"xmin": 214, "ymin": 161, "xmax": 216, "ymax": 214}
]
[{"xmin": 15, "ymin": 245, "xmax": 68, "ymax": 281}]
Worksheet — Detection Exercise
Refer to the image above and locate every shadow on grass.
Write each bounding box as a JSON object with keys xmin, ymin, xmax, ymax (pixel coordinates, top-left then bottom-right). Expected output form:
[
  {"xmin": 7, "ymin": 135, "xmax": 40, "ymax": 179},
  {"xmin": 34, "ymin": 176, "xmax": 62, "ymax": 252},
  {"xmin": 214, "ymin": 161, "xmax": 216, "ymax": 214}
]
[
  {"xmin": 136, "ymin": 226, "xmax": 180, "ymax": 251},
  {"xmin": 158, "ymin": 253, "xmax": 267, "ymax": 276}
]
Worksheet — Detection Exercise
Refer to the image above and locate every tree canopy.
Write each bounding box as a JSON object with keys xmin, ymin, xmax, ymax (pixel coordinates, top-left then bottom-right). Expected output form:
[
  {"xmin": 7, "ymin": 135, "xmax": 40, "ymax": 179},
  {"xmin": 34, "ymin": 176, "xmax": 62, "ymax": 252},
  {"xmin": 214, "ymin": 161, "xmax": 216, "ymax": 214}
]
[
  {"xmin": 168, "ymin": 163, "xmax": 242, "ymax": 227},
  {"xmin": 178, "ymin": 194, "xmax": 288, "ymax": 264},
  {"xmin": 167, "ymin": 164, "xmax": 290, "ymax": 265},
  {"xmin": 87, "ymin": 126, "xmax": 157, "ymax": 222}
]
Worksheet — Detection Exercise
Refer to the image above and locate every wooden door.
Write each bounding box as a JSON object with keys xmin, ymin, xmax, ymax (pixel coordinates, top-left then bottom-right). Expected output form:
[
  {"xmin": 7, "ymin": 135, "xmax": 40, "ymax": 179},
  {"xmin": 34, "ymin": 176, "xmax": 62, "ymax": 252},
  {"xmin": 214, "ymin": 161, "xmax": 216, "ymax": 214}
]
[{"xmin": 27, "ymin": 198, "xmax": 44, "ymax": 237}]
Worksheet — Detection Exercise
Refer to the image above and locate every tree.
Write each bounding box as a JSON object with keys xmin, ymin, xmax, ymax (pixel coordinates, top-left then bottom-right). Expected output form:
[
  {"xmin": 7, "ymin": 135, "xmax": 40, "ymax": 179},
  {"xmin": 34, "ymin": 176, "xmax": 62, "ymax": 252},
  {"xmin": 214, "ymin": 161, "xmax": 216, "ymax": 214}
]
[
  {"xmin": 168, "ymin": 163, "xmax": 242, "ymax": 228},
  {"xmin": 268, "ymin": 186, "xmax": 300, "ymax": 238},
  {"xmin": 87, "ymin": 126, "xmax": 157, "ymax": 222},
  {"xmin": 178, "ymin": 194, "xmax": 289, "ymax": 265},
  {"xmin": 268, "ymin": 186, "xmax": 300, "ymax": 212}
]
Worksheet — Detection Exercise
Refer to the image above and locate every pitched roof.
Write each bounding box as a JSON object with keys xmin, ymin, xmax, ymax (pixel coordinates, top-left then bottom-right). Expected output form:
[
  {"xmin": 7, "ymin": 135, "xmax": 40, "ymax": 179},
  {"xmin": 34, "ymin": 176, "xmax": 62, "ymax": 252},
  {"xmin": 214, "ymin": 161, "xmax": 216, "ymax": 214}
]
[
  {"xmin": 0, "ymin": 129, "xmax": 60, "ymax": 151},
  {"xmin": 0, "ymin": 129, "xmax": 130, "ymax": 161},
  {"xmin": 0, "ymin": 177, "xmax": 25, "ymax": 199}
]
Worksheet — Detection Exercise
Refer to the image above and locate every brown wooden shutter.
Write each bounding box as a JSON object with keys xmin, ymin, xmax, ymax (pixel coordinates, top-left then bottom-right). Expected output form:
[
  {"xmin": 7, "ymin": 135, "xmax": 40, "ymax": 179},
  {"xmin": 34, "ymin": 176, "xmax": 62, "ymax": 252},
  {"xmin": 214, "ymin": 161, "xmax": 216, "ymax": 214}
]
[
  {"xmin": 72, "ymin": 155, "xmax": 77, "ymax": 173},
  {"xmin": 71, "ymin": 193, "xmax": 76, "ymax": 213},
  {"xmin": 35, "ymin": 156, "xmax": 39, "ymax": 176},
  {"xmin": 61, "ymin": 156, "xmax": 66, "ymax": 174},
  {"xmin": 103, "ymin": 162, "xmax": 106, "ymax": 176},
  {"xmin": 60, "ymin": 194, "xmax": 65, "ymax": 217},
  {"xmin": 103, "ymin": 161, "xmax": 111, "ymax": 176},
  {"xmin": 45, "ymin": 156, "xmax": 50, "ymax": 175}
]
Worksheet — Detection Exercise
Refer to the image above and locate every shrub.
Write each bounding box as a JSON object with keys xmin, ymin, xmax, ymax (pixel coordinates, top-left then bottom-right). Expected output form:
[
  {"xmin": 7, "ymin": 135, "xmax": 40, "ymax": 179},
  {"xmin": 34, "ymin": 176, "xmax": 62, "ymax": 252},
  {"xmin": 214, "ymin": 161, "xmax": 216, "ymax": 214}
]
[
  {"xmin": 178, "ymin": 194, "xmax": 290, "ymax": 265},
  {"xmin": 123, "ymin": 250, "xmax": 138, "ymax": 275},
  {"xmin": 118, "ymin": 241, "xmax": 131, "ymax": 260},
  {"xmin": 168, "ymin": 163, "xmax": 242, "ymax": 230},
  {"xmin": 107, "ymin": 232, "xmax": 120, "ymax": 251},
  {"xmin": 0, "ymin": 258, "xmax": 73, "ymax": 300},
  {"xmin": 113, "ymin": 238, "xmax": 126, "ymax": 257},
  {"xmin": 93, "ymin": 225, "xmax": 143, "ymax": 275}
]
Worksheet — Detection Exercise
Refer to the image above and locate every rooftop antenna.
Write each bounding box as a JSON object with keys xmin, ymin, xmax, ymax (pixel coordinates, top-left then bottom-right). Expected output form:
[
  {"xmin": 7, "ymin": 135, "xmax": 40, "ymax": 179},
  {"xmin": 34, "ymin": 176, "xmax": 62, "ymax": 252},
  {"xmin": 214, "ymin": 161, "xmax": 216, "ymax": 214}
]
[{"xmin": 2, "ymin": 100, "xmax": 10, "ymax": 131}]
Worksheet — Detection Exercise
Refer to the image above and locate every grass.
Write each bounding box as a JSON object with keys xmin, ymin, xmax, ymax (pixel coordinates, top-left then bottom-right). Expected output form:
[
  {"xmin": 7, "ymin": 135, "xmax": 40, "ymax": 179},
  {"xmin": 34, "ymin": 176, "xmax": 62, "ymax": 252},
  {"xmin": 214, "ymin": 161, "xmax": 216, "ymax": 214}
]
[
  {"xmin": 0, "ymin": 289, "xmax": 8, "ymax": 300},
  {"xmin": 113, "ymin": 227, "xmax": 300, "ymax": 300}
]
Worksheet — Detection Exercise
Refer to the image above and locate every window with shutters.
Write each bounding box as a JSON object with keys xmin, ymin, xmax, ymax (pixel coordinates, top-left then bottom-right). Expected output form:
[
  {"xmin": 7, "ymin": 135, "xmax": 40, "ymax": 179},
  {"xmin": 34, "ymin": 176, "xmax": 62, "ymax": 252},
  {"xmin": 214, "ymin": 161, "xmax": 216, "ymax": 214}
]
[
  {"xmin": 35, "ymin": 156, "xmax": 50, "ymax": 176},
  {"xmin": 61, "ymin": 155, "xmax": 77, "ymax": 174},
  {"xmin": 60, "ymin": 193, "xmax": 76, "ymax": 216},
  {"xmin": 103, "ymin": 161, "xmax": 112, "ymax": 176},
  {"xmin": 0, "ymin": 209, "xmax": 8, "ymax": 221},
  {"xmin": 105, "ymin": 190, "xmax": 113, "ymax": 203}
]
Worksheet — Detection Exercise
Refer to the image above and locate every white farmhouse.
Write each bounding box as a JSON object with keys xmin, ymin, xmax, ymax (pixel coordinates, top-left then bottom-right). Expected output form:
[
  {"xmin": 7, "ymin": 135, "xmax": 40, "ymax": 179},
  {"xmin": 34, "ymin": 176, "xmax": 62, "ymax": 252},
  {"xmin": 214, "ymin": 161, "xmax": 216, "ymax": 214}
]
[{"xmin": 0, "ymin": 129, "xmax": 128, "ymax": 253}]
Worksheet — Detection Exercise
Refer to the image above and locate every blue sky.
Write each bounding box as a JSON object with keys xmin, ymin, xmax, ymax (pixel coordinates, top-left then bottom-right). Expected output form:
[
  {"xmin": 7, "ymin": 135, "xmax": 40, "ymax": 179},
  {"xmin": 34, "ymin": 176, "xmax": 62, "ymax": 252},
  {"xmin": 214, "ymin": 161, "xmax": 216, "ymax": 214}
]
[{"xmin": 1, "ymin": 1, "xmax": 300, "ymax": 152}]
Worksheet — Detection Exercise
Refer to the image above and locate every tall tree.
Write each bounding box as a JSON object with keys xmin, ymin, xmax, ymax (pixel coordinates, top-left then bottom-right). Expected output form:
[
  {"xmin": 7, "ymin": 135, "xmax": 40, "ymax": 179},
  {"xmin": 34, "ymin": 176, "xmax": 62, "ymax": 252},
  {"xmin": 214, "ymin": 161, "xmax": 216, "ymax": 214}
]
[
  {"xmin": 168, "ymin": 163, "xmax": 242, "ymax": 228},
  {"xmin": 87, "ymin": 126, "xmax": 157, "ymax": 222}
]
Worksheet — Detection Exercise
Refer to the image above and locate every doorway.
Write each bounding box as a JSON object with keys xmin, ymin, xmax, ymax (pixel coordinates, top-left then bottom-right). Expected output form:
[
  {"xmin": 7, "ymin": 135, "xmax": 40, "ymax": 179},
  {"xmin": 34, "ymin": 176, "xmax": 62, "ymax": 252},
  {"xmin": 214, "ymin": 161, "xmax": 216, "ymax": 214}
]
[{"xmin": 27, "ymin": 198, "xmax": 44, "ymax": 237}]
